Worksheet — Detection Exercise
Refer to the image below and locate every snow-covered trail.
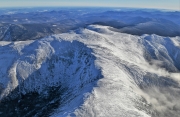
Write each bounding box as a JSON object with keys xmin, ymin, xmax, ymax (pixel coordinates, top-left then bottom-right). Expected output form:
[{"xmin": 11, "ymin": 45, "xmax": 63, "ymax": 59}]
[{"xmin": 0, "ymin": 25, "xmax": 180, "ymax": 117}]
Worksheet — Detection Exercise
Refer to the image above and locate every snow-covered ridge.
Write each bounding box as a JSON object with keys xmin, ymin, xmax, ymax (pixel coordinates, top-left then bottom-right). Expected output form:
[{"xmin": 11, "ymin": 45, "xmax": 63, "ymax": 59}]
[
  {"xmin": 0, "ymin": 25, "xmax": 180, "ymax": 117},
  {"xmin": 0, "ymin": 37, "xmax": 100, "ymax": 97}
]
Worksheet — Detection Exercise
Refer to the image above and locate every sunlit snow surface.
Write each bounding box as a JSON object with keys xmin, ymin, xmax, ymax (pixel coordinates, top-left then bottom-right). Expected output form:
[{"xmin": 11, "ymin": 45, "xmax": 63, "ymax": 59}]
[{"xmin": 0, "ymin": 25, "xmax": 180, "ymax": 117}]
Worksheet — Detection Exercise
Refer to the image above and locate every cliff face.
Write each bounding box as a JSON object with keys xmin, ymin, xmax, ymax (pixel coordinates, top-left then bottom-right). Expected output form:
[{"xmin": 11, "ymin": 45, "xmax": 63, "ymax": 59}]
[{"xmin": 0, "ymin": 25, "xmax": 180, "ymax": 117}]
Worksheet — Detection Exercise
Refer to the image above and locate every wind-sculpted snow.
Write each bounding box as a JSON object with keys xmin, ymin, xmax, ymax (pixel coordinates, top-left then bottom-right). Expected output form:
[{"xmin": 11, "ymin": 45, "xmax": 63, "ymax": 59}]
[{"xmin": 0, "ymin": 25, "xmax": 180, "ymax": 117}]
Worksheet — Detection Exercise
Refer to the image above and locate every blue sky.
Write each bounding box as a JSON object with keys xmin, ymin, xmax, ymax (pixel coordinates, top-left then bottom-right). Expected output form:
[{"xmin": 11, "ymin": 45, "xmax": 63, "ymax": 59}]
[{"xmin": 0, "ymin": 0, "xmax": 179, "ymax": 10}]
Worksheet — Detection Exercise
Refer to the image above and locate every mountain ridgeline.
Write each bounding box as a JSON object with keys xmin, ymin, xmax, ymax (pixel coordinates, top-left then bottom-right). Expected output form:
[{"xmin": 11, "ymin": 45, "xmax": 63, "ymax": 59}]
[
  {"xmin": 0, "ymin": 25, "xmax": 179, "ymax": 117},
  {"xmin": 0, "ymin": 8, "xmax": 180, "ymax": 117}
]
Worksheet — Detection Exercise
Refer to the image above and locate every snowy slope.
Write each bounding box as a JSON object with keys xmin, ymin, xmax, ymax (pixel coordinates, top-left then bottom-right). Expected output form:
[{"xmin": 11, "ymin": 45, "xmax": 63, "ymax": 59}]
[{"xmin": 0, "ymin": 25, "xmax": 180, "ymax": 117}]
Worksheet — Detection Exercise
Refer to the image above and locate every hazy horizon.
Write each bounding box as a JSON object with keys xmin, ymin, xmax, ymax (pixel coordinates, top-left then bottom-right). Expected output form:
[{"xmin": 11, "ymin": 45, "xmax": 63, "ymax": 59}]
[{"xmin": 0, "ymin": 0, "xmax": 180, "ymax": 11}]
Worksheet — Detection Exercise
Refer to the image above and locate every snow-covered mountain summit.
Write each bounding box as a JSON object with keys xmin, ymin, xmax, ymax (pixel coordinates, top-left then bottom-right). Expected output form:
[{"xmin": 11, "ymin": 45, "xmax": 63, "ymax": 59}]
[{"xmin": 0, "ymin": 25, "xmax": 180, "ymax": 117}]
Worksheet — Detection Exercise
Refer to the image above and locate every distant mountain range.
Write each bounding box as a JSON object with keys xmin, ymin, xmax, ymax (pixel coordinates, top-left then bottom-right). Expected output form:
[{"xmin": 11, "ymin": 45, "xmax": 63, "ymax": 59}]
[{"xmin": 0, "ymin": 8, "xmax": 180, "ymax": 41}]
